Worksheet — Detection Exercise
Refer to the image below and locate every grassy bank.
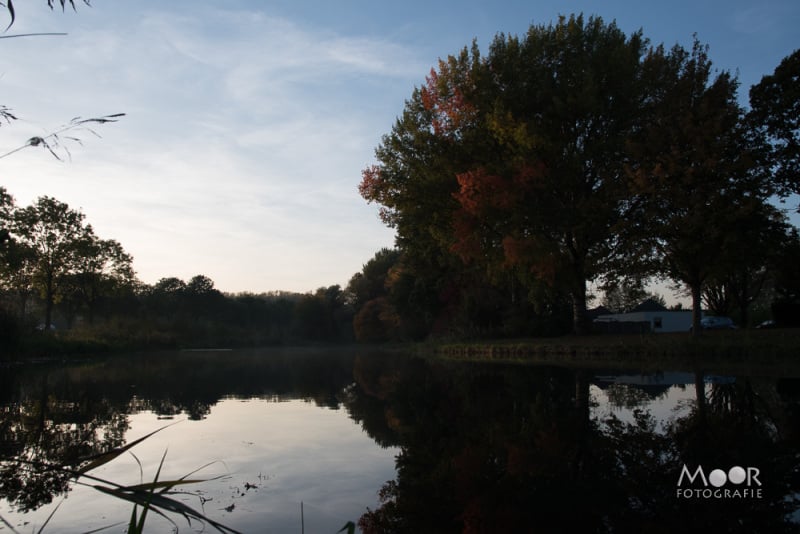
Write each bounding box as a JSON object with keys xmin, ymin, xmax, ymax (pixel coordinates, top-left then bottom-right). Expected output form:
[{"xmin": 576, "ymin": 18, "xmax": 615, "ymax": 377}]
[{"xmin": 429, "ymin": 328, "xmax": 800, "ymax": 373}]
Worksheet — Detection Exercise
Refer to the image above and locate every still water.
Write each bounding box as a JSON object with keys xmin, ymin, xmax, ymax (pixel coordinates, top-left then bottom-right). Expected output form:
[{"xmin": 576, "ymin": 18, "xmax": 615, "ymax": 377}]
[{"xmin": 1, "ymin": 348, "xmax": 798, "ymax": 533}]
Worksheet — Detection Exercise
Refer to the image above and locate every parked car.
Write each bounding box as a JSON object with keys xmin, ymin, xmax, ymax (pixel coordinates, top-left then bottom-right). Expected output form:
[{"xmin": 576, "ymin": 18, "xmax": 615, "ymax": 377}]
[{"xmin": 698, "ymin": 316, "xmax": 736, "ymax": 330}]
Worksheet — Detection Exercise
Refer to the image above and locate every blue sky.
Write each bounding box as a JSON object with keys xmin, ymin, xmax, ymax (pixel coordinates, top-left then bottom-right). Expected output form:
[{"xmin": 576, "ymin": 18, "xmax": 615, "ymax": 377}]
[{"xmin": 1, "ymin": 1, "xmax": 798, "ymax": 295}]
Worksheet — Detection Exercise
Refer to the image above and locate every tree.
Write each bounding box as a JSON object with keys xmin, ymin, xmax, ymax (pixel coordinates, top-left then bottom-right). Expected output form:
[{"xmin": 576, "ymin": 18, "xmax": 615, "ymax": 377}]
[
  {"xmin": 702, "ymin": 202, "xmax": 788, "ymax": 327},
  {"xmin": 359, "ymin": 43, "xmax": 490, "ymax": 338},
  {"xmin": 11, "ymin": 196, "xmax": 89, "ymax": 329},
  {"xmin": 749, "ymin": 49, "xmax": 800, "ymax": 206},
  {"xmin": 292, "ymin": 285, "xmax": 346, "ymax": 341},
  {"xmin": 0, "ymin": 186, "xmax": 12, "ymax": 253},
  {"xmin": 361, "ymin": 15, "xmax": 649, "ymax": 334},
  {"xmin": 67, "ymin": 233, "xmax": 135, "ymax": 324},
  {"xmin": 345, "ymin": 248, "xmax": 401, "ymax": 310},
  {"xmin": 623, "ymin": 40, "xmax": 774, "ymax": 334},
  {"xmin": 770, "ymin": 228, "xmax": 800, "ymax": 326}
]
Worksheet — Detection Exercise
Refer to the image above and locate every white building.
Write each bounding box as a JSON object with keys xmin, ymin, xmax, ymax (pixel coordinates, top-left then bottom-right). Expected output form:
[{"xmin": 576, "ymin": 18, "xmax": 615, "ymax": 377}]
[{"xmin": 592, "ymin": 298, "xmax": 694, "ymax": 333}]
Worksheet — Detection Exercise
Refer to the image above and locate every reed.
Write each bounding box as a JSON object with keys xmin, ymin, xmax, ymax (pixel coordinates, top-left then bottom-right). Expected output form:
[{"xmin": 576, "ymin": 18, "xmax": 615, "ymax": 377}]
[{"xmin": 0, "ymin": 423, "xmax": 240, "ymax": 534}]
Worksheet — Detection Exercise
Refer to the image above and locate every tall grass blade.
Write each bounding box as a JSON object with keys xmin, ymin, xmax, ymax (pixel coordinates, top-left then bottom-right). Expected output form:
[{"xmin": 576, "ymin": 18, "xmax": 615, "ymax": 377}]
[
  {"xmin": 77, "ymin": 421, "xmax": 181, "ymax": 475},
  {"xmin": 35, "ymin": 499, "xmax": 64, "ymax": 534},
  {"xmin": 127, "ymin": 505, "xmax": 139, "ymax": 533},
  {"xmin": 0, "ymin": 513, "xmax": 20, "ymax": 534},
  {"xmin": 91, "ymin": 483, "xmax": 241, "ymax": 533},
  {"xmin": 134, "ymin": 449, "xmax": 166, "ymax": 533}
]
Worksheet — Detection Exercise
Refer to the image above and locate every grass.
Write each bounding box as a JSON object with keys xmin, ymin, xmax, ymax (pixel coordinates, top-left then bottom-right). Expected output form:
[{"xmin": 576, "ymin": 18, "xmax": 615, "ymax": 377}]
[
  {"xmin": 0, "ymin": 423, "xmax": 241, "ymax": 534},
  {"xmin": 428, "ymin": 328, "xmax": 800, "ymax": 374}
]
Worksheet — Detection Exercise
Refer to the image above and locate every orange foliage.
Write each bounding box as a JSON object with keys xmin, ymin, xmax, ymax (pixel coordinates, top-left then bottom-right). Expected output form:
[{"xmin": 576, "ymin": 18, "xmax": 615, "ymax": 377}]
[
  {"xmin": 358, "ymin": 164, "xmax": 383, "ymax": 202},
  {"xmin": 359, "ymin": 164, "xmax": 395, "ymax": 225},
  {"xmin": 453, "ymin": 168, "xmax": 515, "ymax": 214},
  {"xmin": 420, "ymin": 60, "xmax": 477, "ymax": 137},
  {"xmin": 450, "ymin": 212, "xmax": 483, "ymax": 263}
]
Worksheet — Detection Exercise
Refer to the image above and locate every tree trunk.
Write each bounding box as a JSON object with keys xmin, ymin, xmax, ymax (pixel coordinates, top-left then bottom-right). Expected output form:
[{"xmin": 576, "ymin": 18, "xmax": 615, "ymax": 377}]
[
  {"xmin": 694, "ymin": 369, "xmax": 706, "ymax": 419},
  {"xmin": 44, "ymin": 271, "xmax": 55, "ymax": 332},
  {"xmin": 571, "ymin": 279, "xmax": 589, "ymax": 336},
  {"xmin": 44, "ymin": 293, "xmax": 54, "ymax": 331},
  {"xmin": 738, "ymin": 279, "xmax": 750, "ymax": 329},
  {"xmin": 690, "ymin": 283, "xmax": 703, "ymax": 336}
]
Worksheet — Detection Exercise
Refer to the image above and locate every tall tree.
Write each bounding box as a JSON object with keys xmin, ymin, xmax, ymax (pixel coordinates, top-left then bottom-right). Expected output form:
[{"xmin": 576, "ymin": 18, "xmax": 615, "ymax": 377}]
[
  {"xmin": 361, "ymin": 15, "xmax": 649, "ymax": 334},
  {"xmin": 11, "ymin": 196, "xmax": 89, "ymax": 329},
  {"xmin": 624, "ymin": 40, "xmax": 774, "ymax": 334}
]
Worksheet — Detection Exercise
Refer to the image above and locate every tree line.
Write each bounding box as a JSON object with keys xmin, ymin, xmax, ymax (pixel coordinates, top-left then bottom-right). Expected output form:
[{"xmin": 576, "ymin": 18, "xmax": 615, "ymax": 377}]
[
  {"xmin": 358, "ymin": 15, "xmax": 800, "ymax": 337},
  {"xmin": 0, "ymin": 190, "xmax": 360, "ymax": 353}
]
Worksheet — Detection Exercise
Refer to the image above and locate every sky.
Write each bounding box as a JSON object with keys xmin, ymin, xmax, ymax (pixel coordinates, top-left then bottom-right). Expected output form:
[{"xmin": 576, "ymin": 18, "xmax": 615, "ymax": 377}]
[{"xmin": 1, "ymin": 0, "xmax": 798, "ymax": 295}]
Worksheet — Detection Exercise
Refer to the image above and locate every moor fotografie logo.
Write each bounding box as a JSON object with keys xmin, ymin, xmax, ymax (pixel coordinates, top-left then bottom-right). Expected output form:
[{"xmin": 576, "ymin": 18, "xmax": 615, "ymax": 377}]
[{"xmin": 676, "ymin": 465, "xmax": 763, "ymax": 499}]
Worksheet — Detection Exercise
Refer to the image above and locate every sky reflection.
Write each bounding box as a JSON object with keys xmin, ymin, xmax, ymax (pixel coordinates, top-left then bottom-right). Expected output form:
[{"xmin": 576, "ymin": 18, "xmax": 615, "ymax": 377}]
[{"xmin": 0, "ymin": 398, "xmax": 398, "ymax": 534}]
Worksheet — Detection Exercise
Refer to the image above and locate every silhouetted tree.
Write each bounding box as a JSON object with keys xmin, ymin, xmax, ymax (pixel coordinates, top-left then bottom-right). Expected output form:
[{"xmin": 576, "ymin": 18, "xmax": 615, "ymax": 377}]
[
  {"xmin": 749, "ymin": 49, "xmax": 800, "ymax": 207},
  {"xmin": 624, "ymin": 40, "xmax": 776, "ymax": 334},
  {"xmin": 10, "ymin": 197, "xmax": 91, "ymax": 330}
]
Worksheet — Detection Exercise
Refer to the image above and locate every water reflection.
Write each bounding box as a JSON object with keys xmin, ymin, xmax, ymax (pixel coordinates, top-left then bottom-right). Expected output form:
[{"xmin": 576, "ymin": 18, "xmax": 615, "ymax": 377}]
[
  {"xmin": 347, "ymin": 355, "xmax": 800, "ymax": 533},
  {"xmin": 0, "ymin": 349, "xmax": 394, "ymax": 532},
  {"xmin": 1, "ymin": 350, "xmax": 799, "ymax": 533}
]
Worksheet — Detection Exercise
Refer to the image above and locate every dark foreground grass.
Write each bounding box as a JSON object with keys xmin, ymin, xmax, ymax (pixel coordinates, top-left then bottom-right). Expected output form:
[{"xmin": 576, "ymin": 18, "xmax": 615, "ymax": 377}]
[{"xmin": 430, "ymin": 328, "xmax": 800, "ymax": 374}]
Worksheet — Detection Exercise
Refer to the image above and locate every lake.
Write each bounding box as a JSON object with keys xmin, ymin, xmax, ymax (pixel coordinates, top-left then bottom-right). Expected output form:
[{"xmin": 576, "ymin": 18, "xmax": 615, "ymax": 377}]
[{"xmin": 1, "ymin": 348, "xmax": 798, "ymax": 533}]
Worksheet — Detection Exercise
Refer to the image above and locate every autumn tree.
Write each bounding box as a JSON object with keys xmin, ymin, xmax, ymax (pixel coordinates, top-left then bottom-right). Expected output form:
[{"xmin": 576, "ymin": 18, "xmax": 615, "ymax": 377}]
[
  {"xmin": 359, "ymin": 43, "xmax": 491, "ymax": 337},
  {"xmin": 361, "ymin": 15, "xmax": 649, "ymax": 334}
]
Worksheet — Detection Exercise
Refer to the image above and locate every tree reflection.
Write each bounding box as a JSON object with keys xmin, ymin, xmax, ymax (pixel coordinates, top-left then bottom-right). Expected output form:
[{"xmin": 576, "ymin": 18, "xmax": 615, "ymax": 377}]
[
  {"xmin": 0, "ymin": 372, "xmax": 129, "ymax": 511},
  {"xmin": 0, "ymin": 349, "xmax": 361, "ymax": 515},
  {"xmin": 347, "ymin": 356, "xmax": 800, "ymax": 533}
]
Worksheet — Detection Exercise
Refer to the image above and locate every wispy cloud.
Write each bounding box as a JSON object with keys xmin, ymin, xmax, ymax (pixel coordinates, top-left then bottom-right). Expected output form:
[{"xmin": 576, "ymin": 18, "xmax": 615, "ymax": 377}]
[{"xmin": 1, "ymin": 3, "xmax": 415, "ymax": 292}]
